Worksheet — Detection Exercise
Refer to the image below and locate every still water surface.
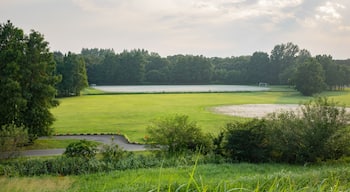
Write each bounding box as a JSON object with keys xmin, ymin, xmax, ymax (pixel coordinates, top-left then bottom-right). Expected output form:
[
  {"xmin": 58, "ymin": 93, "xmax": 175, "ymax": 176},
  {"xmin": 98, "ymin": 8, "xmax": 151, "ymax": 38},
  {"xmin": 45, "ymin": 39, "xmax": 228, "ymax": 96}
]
[{"xmin": 93, "ymin": 85, "xmax": 270, "ymax": 93}]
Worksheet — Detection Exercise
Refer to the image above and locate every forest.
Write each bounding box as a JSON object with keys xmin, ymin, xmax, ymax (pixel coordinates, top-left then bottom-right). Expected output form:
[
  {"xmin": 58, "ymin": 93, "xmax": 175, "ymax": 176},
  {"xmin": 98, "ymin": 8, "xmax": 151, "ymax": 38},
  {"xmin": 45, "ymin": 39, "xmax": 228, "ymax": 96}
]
[{"xmin": 54, "ymin": 42, "xmax": 350, "ymax": 97}]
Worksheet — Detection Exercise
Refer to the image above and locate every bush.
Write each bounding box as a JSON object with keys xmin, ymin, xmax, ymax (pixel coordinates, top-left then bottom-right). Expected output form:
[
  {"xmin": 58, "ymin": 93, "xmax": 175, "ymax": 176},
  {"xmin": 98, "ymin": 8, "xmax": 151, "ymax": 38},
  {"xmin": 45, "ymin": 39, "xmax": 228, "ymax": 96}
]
[
  {"xmin": 219, "ymin": 97, "xmax": 350, "ymax": 164},
  {"xmin": 0, "ymin": 124, "xmax": 28, "ymax": 159},
  {"xmin": 64, "ymin": 140, "xmax": 97, "ymax": 159},
  {"xmin": 266, "ymin": 111, "xmax": 306, "ymax": 163},
  {"xmin": 222, "ymin": 119, "xmax": 271, "ymax": 163},
  {"xmin": 147, "ymin": 114, "xmax": 212, "ymax": 155},
  {"xmin": 100, "ymin": 138, "xmax": 127, "ymax": 163}
]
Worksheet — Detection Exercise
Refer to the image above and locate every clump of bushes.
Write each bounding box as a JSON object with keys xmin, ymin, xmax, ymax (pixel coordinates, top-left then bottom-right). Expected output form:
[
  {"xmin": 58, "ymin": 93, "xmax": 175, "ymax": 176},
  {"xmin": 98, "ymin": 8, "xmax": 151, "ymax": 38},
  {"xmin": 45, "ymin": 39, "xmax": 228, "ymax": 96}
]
[
  {"xmin": 215, "ymin": 97, "xmax": 350, "ymax": 164},
  {"xmin": 64, "ymin": 139, "xmax": 98, "ymax": 159},
  {"xmin": 146, "ymin": 114, "xmax": 212, "ymax": 156},
  {"xmin": 0, "ymin": 124, "xmax": 29, "ymax": 159}
]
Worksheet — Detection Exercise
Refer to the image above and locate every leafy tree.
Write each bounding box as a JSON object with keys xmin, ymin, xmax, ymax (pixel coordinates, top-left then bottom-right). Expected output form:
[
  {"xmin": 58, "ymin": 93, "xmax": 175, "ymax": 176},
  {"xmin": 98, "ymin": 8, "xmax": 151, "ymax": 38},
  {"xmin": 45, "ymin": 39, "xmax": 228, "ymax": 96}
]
[
  {"xmin": 81, "ymin": 48, "xmax": 114, "ymax": 85},
  {"xmin": 270, "ymin": 42, "xmax": 299, "ymax": 84},
  {"xmin": 146, "ymin": 114, "xmax": 212, "ymax": 155},
  {"xmin": 170, "ymin": 55, "xmax": 212, "ymax": 84},
  {"xmin": 245, "ymin": 52, "xmax": 270, "ymax": 84},
  {"xmin": 0, "ymin": 21, "xmax": 60, "ymax": 137},
  {"xmin": 295, "ymin": 58, "xmax": 326, "ymax": 96},
  {"xmin": 55, "ymin": 52, "xmax": 88, "ymax": 96},
  {"xmin": 117, "ymin": 49, "xmax": 147, "ymax": 84},
  {"xmin": 144, "ymin": 53, "xmax": 170, "ymax": 83}
]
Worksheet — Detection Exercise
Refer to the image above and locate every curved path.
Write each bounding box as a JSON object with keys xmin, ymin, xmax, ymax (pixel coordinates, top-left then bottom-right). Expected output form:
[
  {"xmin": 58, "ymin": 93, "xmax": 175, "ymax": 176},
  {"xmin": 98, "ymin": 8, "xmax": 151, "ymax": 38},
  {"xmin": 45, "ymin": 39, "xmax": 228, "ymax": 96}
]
[{"xmin": 22, "ymin": 135, "xmax": 148, "ymax": 157}]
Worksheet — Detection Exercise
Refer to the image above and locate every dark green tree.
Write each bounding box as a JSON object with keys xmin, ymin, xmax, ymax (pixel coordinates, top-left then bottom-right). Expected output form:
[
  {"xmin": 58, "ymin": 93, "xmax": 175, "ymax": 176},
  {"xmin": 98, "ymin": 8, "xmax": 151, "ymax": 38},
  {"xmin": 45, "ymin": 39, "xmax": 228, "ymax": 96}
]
[
  {"xmin": 81, "ymin": 48, "xmax": 114, "ymax": 85},
  {"xmin": 245, "ymin": 52, "xmax": 270, "ymax": 84},
  {"xmin": 0, "ymin": 21, "xmax": 60, "ymax": 137},
  {"xmin": 56, "ymin": 52, "xmax": 88, "ymax": 97},
  {"xmin": 170, "ymin": 55, "xmax": 212, "ymax": 84},
  {"xmin": 295, "ymin": 58, "xmax": 326, "ymax": 96},
  {"xmin": 144, "ymin": 53, "xmax": 170, "ymax": 83},
  {"xmin": 117, "ymin": 49, "xmax": 147, "ymax": 84},
  {"xmin": 269, "ymin": 42, "xmax": 299, "ymax": 84}
]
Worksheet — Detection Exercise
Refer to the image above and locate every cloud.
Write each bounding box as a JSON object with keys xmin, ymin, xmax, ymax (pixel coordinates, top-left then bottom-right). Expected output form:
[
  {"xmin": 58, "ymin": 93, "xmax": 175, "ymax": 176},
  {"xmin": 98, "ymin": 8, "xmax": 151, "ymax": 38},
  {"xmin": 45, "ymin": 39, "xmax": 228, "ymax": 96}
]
[
  {"xmin": 316, "ymin": 1, "xmax": 346, "ymax": 23},
  {"xmin": 2, "ymin": 0, "xmax": 349, "ymax": 58}
]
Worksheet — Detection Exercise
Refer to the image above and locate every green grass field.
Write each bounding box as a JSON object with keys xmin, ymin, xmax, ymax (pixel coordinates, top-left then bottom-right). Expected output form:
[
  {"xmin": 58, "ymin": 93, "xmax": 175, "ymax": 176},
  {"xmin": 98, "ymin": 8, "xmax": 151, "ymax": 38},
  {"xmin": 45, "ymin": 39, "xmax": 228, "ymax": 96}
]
[
  {"xmin": 51, "ymin": 88, "xmax": 350, "ymax": 142},
  {"xmin": 1, "ymin": 162, "xmax": 350, "ymax": 191}
]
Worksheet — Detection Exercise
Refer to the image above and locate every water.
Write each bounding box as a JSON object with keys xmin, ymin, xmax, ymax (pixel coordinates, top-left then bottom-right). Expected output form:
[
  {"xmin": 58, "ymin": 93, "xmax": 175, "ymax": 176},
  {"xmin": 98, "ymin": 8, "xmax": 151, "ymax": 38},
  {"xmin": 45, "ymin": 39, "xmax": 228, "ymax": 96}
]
[{"xmin": 93, "ymin": 85, "xmax": 270, "ymax": 93}]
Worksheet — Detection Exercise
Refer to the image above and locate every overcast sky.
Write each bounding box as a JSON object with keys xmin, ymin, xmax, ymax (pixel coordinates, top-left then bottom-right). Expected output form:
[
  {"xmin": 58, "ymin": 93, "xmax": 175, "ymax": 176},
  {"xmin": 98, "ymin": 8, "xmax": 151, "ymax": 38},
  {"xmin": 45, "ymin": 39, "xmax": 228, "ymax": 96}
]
[{"xmin": 1, "ymin": 0, "xmax": 349, "ymax": 59}]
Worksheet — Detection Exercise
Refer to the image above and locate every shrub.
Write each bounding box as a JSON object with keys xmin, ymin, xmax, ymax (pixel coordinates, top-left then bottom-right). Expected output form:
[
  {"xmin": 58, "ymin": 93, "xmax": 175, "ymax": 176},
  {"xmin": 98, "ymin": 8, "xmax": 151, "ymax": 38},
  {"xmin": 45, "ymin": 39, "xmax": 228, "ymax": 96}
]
[
  {"xmin": 0, "ymin": 124, "xmax": 28, "ymax": 159},
  {"xmin": 267, "ymin": 97, "xmax": 350, "ymax": 163},
  {"xmin": 222, "ymin": 119, "xmax": 271, "ymax": 163},
  {"xmin": 147, "ymin": 114, "xmax": 212, "ymax": 155},
  {"xmin": 219, "ymin": 97, "xmax": 350, "ymax": 164},
  {"xmin": 266, "ymin": 111, "xmax": 306, "ymax": 163},
  {"xmin": 100, "ymin": 137, "xmax": 127, "ymax": 163},
  {"xmin": 64, "ymin": 139, "xmax": 97, "ymax": 159}
]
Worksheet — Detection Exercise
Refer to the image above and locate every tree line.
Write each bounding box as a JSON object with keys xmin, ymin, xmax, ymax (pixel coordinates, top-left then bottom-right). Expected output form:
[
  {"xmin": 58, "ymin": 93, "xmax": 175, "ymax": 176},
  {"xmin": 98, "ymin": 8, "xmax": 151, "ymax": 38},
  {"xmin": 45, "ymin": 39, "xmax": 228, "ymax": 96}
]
[{"xmin": 69, "ymin": 43, "xmax": 350, "ymax": 96}]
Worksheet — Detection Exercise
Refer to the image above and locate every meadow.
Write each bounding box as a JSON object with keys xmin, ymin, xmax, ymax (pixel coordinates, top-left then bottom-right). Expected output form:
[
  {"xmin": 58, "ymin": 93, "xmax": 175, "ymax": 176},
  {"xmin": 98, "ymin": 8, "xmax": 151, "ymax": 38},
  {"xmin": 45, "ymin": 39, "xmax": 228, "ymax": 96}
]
[{"xmin": 52, "ymin": 87, "xmax": 350, "ymax": 142}]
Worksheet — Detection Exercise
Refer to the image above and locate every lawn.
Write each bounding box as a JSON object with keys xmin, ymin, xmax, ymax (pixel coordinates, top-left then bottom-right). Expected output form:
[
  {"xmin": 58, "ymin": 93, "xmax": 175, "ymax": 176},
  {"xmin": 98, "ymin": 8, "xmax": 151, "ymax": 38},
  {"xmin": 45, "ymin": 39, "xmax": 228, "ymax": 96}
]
[
  {"xmin": 51, "ymin": 88, "xmax": 350, "ymax": 142},
  {"xmin": 1, "ymin": 162, "xmax": 350, "ymax": 191}
]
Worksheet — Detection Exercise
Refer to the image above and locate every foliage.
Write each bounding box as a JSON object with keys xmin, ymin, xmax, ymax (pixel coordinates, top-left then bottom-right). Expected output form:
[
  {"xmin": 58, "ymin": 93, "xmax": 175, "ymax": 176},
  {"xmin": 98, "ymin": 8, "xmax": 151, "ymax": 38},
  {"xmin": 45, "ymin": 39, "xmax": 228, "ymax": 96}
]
[
  {"xmin": 219, "ymin": 97, "xmax": 350, "ymax": 164},
  {"xmin": 295, "ymin": 58, "xmax": 327, "ymax": 96},
  {"xmin": 4, "ymin": 162, "xmax": 350, "ymax": 191},
  {"xmin": 147, "ymin": 114, "xmax": 212, "ymax": 155},
  {"xmin": 64, "ymin": 140, "xmax": 97, "ymax": 159},
  {"xmin": 0, "ymin": 124, "xmax": 28, "ymax": 159},
  {"xmin": 269, "ymin": 97, "xmax": 350, "ymax": 163},
  {"xmin": 0, "ymin": 151, "xmax": 221, "ymax": 177},
  {"xmin": 55, "ymin": 52, "xmax": 88, "ymax": 97},
  {"xmin": 223, "ymin": 119, "xmax": 271, "ymax": 163},
  {"xmin": 100, "ymin": 138, "xmax": 127, "ymax": 163},
  {"xmin": 77, "ymin": 43, "xmax": 350, "ymax": 94},
  {"xmin": 0, "ymin": 21, "xmax": 60, "ymax": 137},
  {"xmin": 299, "ymin": 97, "xmax": 350, "ymax": 161}
]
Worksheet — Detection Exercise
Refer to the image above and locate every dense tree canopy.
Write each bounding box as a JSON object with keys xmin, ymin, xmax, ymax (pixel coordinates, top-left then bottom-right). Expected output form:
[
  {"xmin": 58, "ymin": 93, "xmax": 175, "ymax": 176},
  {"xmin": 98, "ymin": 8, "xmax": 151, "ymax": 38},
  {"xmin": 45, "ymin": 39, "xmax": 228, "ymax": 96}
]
[
  {"xmin": 55, "ymin": 52, "xmax": 88, "ymax": 97},
  {"xmin": 78, "ymin": 44, "xmax": 350, "ymax": 96},
  {"xmin": 295, "ymin": 58, "xmax": 327, "ymax": 96},
  {"xmin": 0, "ymin": 21, "xmax": 60, "ymax": 136}
]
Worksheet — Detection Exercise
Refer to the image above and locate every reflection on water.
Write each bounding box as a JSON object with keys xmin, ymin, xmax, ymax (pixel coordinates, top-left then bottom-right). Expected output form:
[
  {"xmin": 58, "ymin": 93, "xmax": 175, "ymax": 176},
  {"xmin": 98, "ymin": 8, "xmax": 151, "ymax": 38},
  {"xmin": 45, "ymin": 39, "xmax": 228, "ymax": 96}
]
[{"xmin": 93, "ymin": 85, "xmax": 270, "ymax": 93}]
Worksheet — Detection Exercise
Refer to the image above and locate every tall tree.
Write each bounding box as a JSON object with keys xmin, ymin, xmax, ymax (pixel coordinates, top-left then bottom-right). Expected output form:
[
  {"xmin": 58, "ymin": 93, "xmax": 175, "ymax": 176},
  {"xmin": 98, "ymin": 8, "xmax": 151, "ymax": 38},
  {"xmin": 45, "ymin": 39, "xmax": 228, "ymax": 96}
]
[
  {"xmin": 245, "ymin": 52, "xmax": 270, "ymax": 84},
  {"xmin": 56, "ymin": 52, "xmax": 88, "ymax": 96},
  {"xmin": 81, "ymin": 48, "xmax": 114, "ymax": 85},
  {"xmin": 117, "ymin": 49, "xmax": 146, "ymax": 84},
  {"xmin": 295, "ymin": 58, "xmax": 326, "ymax": 96},
  {"xmin": 0, "ymin": 21, "xmax": 60, "ymax": 136},
  {"xmin": 270, "ymin": 42, "xmax": 299, "ymax": 84}
]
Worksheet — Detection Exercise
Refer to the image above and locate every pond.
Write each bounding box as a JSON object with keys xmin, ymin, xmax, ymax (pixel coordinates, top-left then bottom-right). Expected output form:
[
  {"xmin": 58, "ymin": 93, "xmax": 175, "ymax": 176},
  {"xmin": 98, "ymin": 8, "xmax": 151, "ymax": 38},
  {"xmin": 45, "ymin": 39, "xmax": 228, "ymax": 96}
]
[{"xmin": 93, "ymin": 85, "xmax": 270, "ymax": 93}]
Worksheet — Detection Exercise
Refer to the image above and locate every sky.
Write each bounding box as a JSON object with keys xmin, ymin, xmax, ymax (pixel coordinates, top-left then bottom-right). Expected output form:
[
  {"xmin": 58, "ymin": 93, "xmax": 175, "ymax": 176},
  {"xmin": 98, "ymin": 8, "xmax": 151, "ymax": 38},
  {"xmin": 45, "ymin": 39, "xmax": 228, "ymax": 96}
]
[{"xmin": 1, "ymin": 0, "xmax": 349, "ymax": 59}]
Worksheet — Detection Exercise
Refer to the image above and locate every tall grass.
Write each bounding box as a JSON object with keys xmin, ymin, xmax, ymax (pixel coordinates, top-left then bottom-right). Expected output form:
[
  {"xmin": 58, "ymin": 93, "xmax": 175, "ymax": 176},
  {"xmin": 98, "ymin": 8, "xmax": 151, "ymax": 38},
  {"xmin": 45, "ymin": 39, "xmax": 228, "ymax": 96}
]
[{"xmin": 70, "ymin": 163, "xmax": 350, "ymax": 192}]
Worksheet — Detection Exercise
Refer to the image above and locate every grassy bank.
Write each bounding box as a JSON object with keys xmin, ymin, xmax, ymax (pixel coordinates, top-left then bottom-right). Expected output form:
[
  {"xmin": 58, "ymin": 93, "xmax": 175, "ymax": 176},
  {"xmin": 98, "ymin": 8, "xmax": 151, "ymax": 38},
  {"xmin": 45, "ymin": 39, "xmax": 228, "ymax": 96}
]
[
  {"xmin": 1, "ymin": 162, "xmax": 350, "ymax": 191},
  {"xmin": 51, "ymin": 89, "xmax": 350, "ymax": 142}
]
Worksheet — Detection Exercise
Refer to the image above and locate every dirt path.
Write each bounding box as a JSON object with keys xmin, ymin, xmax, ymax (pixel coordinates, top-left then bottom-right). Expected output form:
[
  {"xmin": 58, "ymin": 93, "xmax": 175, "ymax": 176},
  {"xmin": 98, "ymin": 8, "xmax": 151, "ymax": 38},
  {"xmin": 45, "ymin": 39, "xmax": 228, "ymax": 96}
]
[{"xmin": 22, "ymin": 135, "xmax": 147, "ymax": 157}]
